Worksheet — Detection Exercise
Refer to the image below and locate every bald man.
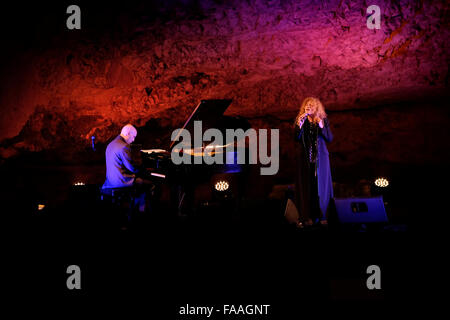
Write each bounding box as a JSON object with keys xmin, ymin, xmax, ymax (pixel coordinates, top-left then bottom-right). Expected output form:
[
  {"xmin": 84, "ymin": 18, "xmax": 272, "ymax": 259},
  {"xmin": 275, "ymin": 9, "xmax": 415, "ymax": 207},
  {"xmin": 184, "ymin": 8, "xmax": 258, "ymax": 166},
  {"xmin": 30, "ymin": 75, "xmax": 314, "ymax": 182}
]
[
  {"xmin": 102, "ymin": 124, "xmax": 154, "ymax": 214},
  {"xmin": 102, "ymin": 124, "xmax": 139, "ymax": 189}
]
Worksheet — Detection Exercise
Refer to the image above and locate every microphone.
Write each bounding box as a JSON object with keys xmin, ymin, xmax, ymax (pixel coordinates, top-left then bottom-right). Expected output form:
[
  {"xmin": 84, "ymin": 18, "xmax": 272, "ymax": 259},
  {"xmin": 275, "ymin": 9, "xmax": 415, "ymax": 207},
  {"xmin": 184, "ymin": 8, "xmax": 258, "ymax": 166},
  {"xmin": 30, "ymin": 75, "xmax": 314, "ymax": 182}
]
[
  {"xmin": 91, "ymin": 136, "xmax": 96, "ymax": 151},
  {"xmin": 297, "ymin": 113, "xmax": 308, "ymax": 127},
  {"xmin": 301, "ymin": 112, "xmax": 309, "ymax": 120}
]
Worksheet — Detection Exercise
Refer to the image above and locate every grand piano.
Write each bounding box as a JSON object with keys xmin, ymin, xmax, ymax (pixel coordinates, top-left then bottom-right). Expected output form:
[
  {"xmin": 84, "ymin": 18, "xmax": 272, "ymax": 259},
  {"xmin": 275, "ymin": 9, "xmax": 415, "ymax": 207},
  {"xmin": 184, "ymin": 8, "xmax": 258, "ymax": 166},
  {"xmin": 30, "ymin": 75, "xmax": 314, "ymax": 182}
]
[{"xmin": 139, "ymin": 99, "xmax": 251, "ymax": 217}]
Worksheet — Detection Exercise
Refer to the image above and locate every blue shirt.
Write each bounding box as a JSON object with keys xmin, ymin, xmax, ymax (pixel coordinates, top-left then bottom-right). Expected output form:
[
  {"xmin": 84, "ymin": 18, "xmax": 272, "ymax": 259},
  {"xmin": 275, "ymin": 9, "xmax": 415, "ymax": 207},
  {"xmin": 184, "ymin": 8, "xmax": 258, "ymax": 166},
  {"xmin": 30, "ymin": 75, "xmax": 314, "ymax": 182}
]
[{"xmin": 102, "ymin": 135, "xmax": 138, "ymax": 189}]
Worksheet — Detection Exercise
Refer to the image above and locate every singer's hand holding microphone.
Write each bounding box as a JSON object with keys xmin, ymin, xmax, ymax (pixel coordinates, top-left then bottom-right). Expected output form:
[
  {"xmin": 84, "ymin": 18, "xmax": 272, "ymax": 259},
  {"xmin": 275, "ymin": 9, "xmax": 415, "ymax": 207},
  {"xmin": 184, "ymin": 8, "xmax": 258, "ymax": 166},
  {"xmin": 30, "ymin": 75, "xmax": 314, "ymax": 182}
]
[{"xmin": 297, "ymin": 112, "xmax": 309, "ymax": 127}]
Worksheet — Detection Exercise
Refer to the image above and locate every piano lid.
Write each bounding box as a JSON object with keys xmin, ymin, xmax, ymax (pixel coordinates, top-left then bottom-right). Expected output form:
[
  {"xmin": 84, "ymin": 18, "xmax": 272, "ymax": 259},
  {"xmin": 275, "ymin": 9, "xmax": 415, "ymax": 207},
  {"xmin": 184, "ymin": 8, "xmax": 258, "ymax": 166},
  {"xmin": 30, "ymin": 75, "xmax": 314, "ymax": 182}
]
[{"xmin": 169, "ymin": 99, "xmax": 232, "ymax": 150}]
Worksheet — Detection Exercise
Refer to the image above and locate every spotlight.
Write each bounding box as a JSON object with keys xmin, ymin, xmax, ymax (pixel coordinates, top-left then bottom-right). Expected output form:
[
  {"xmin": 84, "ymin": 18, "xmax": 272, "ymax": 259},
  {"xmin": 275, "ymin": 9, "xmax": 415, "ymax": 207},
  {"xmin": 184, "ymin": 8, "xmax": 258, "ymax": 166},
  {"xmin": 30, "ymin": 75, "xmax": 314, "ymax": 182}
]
[
  {"xmin": 37, "ymin": 204, "xmax": 45, "ymax": 211},
  {"xmin": 215, "ymin": 180, "xmax": 229, "ymax": 192},
  {"xmin": 73, "ymin": 182, "xmax": 85, "ymax": 186},
  {"xmin": 374, "ymin": 177, "xmax": 389, "ymax": 187}
]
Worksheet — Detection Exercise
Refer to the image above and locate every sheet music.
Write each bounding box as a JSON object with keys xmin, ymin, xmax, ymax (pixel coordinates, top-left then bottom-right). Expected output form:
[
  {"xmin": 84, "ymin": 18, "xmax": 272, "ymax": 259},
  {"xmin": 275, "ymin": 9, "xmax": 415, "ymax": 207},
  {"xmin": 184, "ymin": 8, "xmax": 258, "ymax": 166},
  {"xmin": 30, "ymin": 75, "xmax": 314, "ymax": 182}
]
[{"xmin": 140, "ymin": 149, "xmax": 168, "ymax": 154}]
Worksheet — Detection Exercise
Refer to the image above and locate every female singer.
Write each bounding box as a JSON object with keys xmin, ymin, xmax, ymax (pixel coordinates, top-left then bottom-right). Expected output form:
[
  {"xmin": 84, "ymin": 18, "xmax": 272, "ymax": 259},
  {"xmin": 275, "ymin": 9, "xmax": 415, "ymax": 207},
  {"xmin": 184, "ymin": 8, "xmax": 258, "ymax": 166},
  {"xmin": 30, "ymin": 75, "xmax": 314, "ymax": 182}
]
[{"xmin": 294, "ymin": 97, "xmax": 334, "ymax": 226}]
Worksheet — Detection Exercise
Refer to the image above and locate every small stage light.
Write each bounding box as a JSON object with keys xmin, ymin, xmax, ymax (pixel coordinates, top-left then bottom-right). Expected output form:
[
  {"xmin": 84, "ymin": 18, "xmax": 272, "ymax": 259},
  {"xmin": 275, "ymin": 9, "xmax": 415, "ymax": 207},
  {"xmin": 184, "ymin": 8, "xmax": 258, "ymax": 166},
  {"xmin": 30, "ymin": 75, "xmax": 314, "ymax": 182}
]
[
  {"xmin": 374, "ymin": 177, "xmax": 389, "ymax": 187},
  {"xmin": 37, "ymin": 204, "xmax": 45, "ymax": 211},
  {"xmin": 73, "ymin": 182, "xmax": 85, "ymax": 186},
  {"xmin": 215, "ymin": 180, "xmax": 229, "ymax": 192}
]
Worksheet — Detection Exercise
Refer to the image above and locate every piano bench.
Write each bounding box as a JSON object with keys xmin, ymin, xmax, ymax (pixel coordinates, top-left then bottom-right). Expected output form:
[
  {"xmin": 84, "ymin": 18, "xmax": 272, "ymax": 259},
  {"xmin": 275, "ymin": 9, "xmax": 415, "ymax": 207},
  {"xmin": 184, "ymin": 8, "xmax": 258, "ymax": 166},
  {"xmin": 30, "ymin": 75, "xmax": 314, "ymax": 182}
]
[{"xmin": 100, "ymin": 187, "xmax": 137, "ymax": 213}]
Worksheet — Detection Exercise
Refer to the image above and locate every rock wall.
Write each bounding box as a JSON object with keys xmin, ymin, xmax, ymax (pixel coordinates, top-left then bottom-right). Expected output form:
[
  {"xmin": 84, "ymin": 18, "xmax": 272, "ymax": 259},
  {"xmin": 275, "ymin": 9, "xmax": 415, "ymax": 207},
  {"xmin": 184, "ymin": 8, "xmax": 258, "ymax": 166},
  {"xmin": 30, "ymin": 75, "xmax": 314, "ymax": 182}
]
[{"xmin": 0, "ymin": 0, "xmax": 448, "ymax": 169}]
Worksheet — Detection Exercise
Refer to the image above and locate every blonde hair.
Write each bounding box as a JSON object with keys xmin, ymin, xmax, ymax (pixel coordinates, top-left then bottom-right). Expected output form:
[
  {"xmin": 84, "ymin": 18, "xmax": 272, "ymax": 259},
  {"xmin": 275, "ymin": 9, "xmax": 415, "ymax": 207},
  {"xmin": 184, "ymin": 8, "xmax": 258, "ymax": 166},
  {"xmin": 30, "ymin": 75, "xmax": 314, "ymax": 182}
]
[{"xmin": 294, "ymin": 97, "xmax": 327, "ymax": 127}]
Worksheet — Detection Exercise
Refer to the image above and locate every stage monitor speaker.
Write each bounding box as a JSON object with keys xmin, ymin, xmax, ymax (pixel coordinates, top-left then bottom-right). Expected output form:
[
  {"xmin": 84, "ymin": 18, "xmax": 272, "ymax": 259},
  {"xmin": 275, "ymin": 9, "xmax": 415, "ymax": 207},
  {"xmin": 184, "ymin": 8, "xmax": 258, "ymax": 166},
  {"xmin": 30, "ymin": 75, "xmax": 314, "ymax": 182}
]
[{"xmin": 333, "ymin": 196, "xmax": 388, "ymax": 224}]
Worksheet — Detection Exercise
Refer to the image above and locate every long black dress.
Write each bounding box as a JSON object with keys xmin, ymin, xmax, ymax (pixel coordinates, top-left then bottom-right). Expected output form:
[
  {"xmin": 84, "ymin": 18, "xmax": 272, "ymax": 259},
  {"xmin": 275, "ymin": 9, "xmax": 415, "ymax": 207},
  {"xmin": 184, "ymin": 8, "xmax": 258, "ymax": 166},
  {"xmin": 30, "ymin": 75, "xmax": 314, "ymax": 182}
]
[{"xmin": 294, "ymin": 118, "xmax": 334, "ymax": 222}]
